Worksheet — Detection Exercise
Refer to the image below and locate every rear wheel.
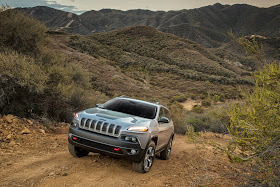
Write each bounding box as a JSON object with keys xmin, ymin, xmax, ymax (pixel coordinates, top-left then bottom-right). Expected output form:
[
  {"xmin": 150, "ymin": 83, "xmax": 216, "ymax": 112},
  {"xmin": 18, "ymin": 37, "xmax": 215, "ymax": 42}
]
[
  {"xmin": 133, "ymin": 141, "xmax": 155, "ymax": 173},
  {"xmin": 68, "ymin": 142, "xmax": 89, "ymax": 158},
  {"xmin": 159, "ymin": 137, "xmax": 173, "ymax": 160}
]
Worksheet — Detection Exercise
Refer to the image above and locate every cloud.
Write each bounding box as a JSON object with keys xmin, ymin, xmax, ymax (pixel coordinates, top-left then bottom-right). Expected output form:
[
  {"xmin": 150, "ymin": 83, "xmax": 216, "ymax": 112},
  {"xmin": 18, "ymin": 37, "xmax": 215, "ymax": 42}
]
[
  {"xmin": 0, "ymin": 0, "xmax": 84, "ymax": 14},
  {"xmin": 0, "ymin": 0, "xmax": 279, "ymax": 14}
]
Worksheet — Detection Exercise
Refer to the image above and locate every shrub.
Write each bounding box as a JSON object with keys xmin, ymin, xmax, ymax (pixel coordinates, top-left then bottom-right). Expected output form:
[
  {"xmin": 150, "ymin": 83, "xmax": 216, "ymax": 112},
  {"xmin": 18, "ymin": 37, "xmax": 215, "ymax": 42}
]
[
  {"xmin": 191, "ymin": 105, "xmax": 204, "ymax": 114},
  {"xmin": 169, "ymin": 103, "xmax": 188, "ymax": 134},
  {"xmin": 228, "ymin": 62, "xmax": 280, "ymax": 185},
  {"xmin": 0, "ymin": 11, "xmax": 94, "ymax": 122},
  {"xmin": 186, "ymin": 110, "xmax": 228, "ymax": 133},
  {"xmin": 0, "ymin": 10, "xmax": 47, "ymax": 54},
  {"xmin": 170, "ymin": 94, "xmax": 187, "ymax": 103},
  {"xmin": 201, "ymin": 98, "xmax": 211, "ymax": 106},
  {"xmin": 187, "ymin": 117, "xmax": 209, "ymax": 132},
  {"xmin": 212, "ymin": 94, "xmax": 220, "ymax": 103},
  {"xmin": 0, "ymin": 50, "xmax": 93, "ymax": 122}
]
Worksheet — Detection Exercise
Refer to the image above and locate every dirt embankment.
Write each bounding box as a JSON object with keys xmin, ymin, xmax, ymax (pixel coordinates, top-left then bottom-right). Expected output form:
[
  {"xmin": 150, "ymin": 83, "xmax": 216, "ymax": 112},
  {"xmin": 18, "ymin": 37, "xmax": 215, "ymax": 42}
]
[{"xmin": 0, "ymin": 115, "xmax": 250, "ymax": 187}]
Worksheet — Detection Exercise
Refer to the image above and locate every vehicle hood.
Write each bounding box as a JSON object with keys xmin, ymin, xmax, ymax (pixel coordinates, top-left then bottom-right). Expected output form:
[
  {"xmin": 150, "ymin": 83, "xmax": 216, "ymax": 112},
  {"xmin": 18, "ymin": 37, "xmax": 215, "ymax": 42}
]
[{"xmin": 79, "ymin": 108, "xmax": 153, "ymax": 127}]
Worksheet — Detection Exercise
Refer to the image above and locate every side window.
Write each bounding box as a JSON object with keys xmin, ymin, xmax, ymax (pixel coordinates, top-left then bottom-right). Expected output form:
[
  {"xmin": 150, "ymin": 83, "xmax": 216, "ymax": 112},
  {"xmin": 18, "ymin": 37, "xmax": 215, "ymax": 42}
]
[
  {"xmin": 164, "ymin": 108, "xmax": 171, "ymax": 120},
  {"xmin": 159, "ymin": 107, "xmax": 165, "ymax": 120}
]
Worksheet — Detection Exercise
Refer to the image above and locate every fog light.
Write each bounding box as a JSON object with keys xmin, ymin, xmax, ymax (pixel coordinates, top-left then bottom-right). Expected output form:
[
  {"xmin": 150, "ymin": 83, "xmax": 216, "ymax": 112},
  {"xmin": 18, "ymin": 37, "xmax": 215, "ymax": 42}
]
[
  {"xmin": 71, "ymin": 122, "xmax": 77, "ymax": 127},
  {"xmin": 131, "ymin": 137, "xmax": 137, "ymax": 142},
  {"xmin": 131, "ymin": 149, "xmax": 137, "ymax": 155},
  {"xmin": 125, "ymin": 136, "xmax": 132, "ymax": 141}
]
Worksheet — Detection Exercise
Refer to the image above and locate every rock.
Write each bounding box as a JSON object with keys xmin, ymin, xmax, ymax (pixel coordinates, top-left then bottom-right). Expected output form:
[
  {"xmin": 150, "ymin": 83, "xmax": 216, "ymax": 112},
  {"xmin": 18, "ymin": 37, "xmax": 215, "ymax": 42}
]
[
  {"xmin": 62, "ymin": 173, "xmax": 68, "ymax": 176},
  {"xmin": 12, "ymin": 118, "xmax": 19, "ymax": 124},
  {"xmin": 27, "ymin": 120, "xmax": 33, "ymax": 125},
  {"xmin": 48, "ymin": 172, "xmax": 55, "ymax": 176},
  {"xmin": 20, "ymin": 128, "xmax": 31, "ymax": 135},
  {"xmin": 5, "ymin": 115, "xmax": 14, "ymax": 123},
  {"xmin": 2, "ymin": 130, "xmax": 9, "ymax": 136},
  {"xmin": 6, "ymin": 162, "xmax": 12, "ymax": 166},
  {"xmin": 6, "ymin": 134, "xmax": 12, "ymax": 140},
  {"xmin": 39, "ymin": 129, "xmax": 45, "ymax": 134},
  {"xmin": 9, "ymin": 140, "xmax": 16, "ymax": 146}
]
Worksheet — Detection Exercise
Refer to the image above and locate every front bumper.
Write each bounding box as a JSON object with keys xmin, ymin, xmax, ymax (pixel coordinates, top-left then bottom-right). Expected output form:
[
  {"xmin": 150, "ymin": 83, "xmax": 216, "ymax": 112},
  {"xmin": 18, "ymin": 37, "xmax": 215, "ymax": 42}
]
[{"xmin": 68, "ymin": 126, "xmax": 146, "ymax": 162}]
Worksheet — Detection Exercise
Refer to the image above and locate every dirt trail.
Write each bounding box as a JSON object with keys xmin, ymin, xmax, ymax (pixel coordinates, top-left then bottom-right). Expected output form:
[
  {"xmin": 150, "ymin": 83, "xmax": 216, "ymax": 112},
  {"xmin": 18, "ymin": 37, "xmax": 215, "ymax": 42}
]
[
  {"xmin": 181, "ymin": 100, "xmax": 200, "ymax": 111},
  {"xmin": 0, "ymin": 126, "xmax": 248, "ymax": 187}
]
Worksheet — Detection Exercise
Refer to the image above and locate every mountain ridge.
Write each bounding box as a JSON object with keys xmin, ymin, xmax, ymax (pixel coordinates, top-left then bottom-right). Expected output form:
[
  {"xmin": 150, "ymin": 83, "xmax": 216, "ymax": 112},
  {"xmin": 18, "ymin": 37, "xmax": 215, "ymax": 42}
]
[{"xmin": 18, "ymin": 3, "xmax": 280, "ymax": 48}]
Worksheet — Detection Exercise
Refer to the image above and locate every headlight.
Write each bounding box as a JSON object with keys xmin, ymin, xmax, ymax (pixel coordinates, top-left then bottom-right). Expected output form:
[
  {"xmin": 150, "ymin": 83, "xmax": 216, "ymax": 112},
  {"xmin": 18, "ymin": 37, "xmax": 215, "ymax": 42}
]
[
  {"xmin": 71, "ymin": 122, "xmax": 77, "ymax": 127},
  {"xmin": 127, "ymin": 126, "xmax": 148, "ymax": 132},
  {"xmin": 73, "ymin": 113, "xmax": 79, "ymax": 120}
]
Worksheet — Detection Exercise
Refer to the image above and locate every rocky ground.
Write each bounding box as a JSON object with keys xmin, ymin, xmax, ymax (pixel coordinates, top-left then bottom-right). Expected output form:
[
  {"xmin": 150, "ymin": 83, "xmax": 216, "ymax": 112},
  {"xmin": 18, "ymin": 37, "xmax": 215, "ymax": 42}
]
[{"xmin": 0, "ymin": 115, "xmax": 253, "ymax": 187}]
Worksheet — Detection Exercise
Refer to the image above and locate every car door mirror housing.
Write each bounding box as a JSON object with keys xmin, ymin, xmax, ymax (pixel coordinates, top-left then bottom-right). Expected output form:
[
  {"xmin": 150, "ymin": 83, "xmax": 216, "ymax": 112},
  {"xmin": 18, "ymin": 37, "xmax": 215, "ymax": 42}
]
[
  {"xmin": 159, "ymin": 117, "xmax": 169, "ymax": 123},
  {"xmin": 96, "ymin": 103, "xmax": 102, "ymax": 108}
]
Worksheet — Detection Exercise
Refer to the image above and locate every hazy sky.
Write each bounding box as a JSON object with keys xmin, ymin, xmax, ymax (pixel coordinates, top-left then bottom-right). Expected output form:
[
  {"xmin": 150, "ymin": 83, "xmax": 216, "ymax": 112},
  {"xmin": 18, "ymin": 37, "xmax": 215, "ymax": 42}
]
[{"xmin": 1, "ymin": 0, "xmax": 279, "ymax": 13}]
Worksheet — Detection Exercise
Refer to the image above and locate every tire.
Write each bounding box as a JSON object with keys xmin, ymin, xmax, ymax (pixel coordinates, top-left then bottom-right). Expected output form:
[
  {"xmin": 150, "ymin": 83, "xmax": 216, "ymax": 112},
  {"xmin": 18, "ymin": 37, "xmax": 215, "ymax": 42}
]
[
  {"xmin": 159, "ymin": 137, "xmax": 173, "ymax": 160},
  {"xmin": 68, "ymin": 142, "xmax": 89, "ymax": 158},
  {"xmin": 133, "ymin": 141, "xmax": 156, "ymax": 173}
]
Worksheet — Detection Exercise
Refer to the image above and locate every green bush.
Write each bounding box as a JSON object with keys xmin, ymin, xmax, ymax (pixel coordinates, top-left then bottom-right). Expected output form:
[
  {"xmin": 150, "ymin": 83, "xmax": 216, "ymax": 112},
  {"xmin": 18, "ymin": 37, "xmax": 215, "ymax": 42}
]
[
  {"xmin": 0, "ymin": 11, "xmax": 94, "ymax": 122},
  {"xmin": 201, "ymin": 98, "xmax": 211, "ymax": 106},
  {"xmin": 212, "ymin": 94, "xmax": 220, "ymax": 103},
  {"xmin": 0, "ymin": 50, "xmax": 93, "ymax": 122},
  {"xmin": 170, "ymin": 94, "xmax": 187, "ymax": 103},
  {"xmin": 169, "ymin": 103, "xmax": 188, "ymax": 134},
  {"xmin": 186, "ymin": 110, "xmax": 228, "ymax": 133},
  {"xmin": 187, "ymin": 118, "xmax": 209, "ymax": 132},
  {"xmin": 191, "ymin": 105, "xmax": 204, "ymax": 114},
  {"xmin": 0, "ymin": 10, "xmax": 47, "ymax": 54},
  {"xmin": 228, "ymin": 62, "xmax": 280, "ymax": 185}
]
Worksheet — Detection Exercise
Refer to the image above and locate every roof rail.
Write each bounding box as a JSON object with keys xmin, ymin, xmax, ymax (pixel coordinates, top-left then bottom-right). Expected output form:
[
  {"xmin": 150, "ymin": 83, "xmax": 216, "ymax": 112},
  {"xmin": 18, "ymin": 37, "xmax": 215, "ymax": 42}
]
[{"xmin": 119, "ymin": 95, "xmax": 130, "ymax": 98}]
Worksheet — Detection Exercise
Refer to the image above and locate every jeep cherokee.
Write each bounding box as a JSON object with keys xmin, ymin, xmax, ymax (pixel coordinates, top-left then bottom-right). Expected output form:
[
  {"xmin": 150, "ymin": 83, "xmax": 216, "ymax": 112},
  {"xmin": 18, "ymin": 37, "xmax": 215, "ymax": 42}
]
[{"xmin": 68, "ymin": 96, "xmax": 174, "ymax": 173}]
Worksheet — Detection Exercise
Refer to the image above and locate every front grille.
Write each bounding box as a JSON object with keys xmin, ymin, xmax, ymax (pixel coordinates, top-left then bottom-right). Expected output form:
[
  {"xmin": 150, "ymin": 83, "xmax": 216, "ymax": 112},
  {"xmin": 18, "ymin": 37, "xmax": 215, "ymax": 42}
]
[
  {"xmin": 76, "ymin": 136, "xmax": 123, "ymax": 155},
  {"xmin": 79, "ymin": 118, "xmax": 121, "ymax": 137}
]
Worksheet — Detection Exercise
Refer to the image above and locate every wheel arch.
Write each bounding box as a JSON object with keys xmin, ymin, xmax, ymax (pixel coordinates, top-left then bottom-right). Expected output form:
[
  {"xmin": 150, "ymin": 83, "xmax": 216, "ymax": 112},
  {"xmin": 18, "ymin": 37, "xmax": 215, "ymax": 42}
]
[{"xmin": 151, "ymin": 136, "xmax": 158, "ymax": 146}]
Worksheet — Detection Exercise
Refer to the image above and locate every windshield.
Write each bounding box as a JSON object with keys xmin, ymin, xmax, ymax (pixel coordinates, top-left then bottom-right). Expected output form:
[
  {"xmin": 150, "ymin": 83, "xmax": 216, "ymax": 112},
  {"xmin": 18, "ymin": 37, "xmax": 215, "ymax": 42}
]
[{"xmin": 102, "ymin": 99, "xmax": 157, "ymax": 119}]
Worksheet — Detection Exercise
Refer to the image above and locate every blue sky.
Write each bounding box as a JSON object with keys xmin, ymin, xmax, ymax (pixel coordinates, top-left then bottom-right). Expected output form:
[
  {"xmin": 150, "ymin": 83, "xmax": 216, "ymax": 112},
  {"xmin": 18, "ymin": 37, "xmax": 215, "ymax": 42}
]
[{"xmin": 1, "ymin": 0, "xmax": 279, "ymax": 14}]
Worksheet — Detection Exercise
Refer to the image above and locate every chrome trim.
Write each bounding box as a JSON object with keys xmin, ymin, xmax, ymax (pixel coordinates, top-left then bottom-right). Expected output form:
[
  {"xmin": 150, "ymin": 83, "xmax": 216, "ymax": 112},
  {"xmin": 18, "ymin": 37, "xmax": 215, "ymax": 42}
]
[{"xmin": 79, "ymin": 118, "xmax": 120, "ymax": 137}]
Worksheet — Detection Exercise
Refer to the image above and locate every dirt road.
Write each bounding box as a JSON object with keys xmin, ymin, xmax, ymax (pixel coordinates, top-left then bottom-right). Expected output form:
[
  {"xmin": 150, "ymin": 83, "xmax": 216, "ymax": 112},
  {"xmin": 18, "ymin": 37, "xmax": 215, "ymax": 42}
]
[{"xmin": 0, "ymin": 125, "xmax": 248, "ymax": 187}]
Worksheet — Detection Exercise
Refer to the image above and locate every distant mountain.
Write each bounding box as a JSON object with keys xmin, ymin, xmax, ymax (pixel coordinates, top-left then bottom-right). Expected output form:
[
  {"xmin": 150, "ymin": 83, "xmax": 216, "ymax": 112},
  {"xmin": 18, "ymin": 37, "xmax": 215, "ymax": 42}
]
[{"xmin": 19, "ymin": 3, "xmax": 280, "ymax": 48}]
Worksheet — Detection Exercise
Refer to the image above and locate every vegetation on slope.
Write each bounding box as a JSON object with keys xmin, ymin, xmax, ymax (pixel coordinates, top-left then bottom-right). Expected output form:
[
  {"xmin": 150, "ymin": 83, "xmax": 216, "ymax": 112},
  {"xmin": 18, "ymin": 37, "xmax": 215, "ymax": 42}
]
[
  {"xmin": 69, "ymin": 26, "xmax": 253, "ymax": 86},
  {"xmin": 186, "ymin": 33, "xmax": 280, "ymax": 185},
  {"xmin": 0, "ymin": 10, "xmax": 94, "ymax": 122}
]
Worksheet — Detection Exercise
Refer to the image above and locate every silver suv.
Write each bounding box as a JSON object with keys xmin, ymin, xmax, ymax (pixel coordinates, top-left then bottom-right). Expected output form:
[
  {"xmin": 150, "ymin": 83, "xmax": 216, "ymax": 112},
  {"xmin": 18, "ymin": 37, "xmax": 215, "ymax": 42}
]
[{"xmin": 68, "ymin": 96, "xmax": 174, "ymax": 173}]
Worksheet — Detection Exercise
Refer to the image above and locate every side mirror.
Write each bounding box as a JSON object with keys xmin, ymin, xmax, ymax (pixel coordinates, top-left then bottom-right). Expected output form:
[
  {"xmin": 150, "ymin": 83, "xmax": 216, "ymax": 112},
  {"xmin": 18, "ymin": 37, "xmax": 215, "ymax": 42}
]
[
  {"xmin": 159, "ymin": 117, "xmax": 169, "ymax": 123},
  {"xmin": 96, "ymin": 104, "xmax": 102, "ymax": 108}
]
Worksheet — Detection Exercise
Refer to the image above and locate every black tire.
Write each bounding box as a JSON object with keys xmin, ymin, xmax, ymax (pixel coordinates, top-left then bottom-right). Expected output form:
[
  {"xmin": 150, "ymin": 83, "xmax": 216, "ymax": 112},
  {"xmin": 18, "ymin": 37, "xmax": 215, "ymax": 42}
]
[
  {"xmin": 159, "ymin": 137, "xmax": 173, "ymax": 160},
  {"xmin": 132, "ymin": 141, "xmax": 156, "ymax": 173},
  {"xmin": 68, "ymin": 142, "xmax": 89, "ymax": 158}
]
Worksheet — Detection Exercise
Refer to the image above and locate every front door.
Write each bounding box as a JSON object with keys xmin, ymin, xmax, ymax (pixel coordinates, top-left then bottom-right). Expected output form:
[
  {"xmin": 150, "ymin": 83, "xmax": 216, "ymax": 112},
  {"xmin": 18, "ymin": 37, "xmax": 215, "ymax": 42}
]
[{"xmin": 157, "ymin": 107, "xmax": 170, "ymax": 150}]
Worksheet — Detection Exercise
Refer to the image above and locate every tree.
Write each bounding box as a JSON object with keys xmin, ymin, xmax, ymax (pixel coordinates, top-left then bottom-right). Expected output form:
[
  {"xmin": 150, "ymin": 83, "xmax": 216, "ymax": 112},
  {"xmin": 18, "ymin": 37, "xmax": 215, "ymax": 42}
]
[
  {"xmin": 186, "ymin": 32, "xmax": 280, "ymax": 185},
  {"xmin": 228, "ymin": 62, "xmax": 280, "ymax": 185},
  {"xmin": 227, "ymin": 30, "xmax": 280, "ymax": 185}
]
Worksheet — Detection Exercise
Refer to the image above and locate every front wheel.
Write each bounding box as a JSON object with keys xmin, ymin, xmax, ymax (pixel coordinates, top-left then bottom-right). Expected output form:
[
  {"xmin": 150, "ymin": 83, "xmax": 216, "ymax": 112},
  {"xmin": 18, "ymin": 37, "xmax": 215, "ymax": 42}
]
[
  {"xmin": 159, "ymin": 137, "xmax": 173, "ymax": 160},
  {"xmin": 132, "ymin": 141, "xmax": 155, "ymax": 173},
  {"xmin": 68, "ymin": 142, "xmax": 89, "ymax": 158}
]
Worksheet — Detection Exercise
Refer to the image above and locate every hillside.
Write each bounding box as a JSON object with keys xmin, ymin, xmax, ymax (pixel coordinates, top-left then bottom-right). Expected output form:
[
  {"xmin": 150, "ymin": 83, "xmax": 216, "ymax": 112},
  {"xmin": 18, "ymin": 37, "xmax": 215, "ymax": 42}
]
[
  {"xmin": 0, "ymin": 9, "xmax": 251, "ymax": 123},
  {"xmin": 59, "ymin": 26, "xmax": 253, "ymax": 99},
  {"xmin": 210, "ymin": 35, "xmax": 280, "ymax": 70},
  {"xmin": 19, "ymin": 3, "xmax": 280, "ymax": 48}
]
